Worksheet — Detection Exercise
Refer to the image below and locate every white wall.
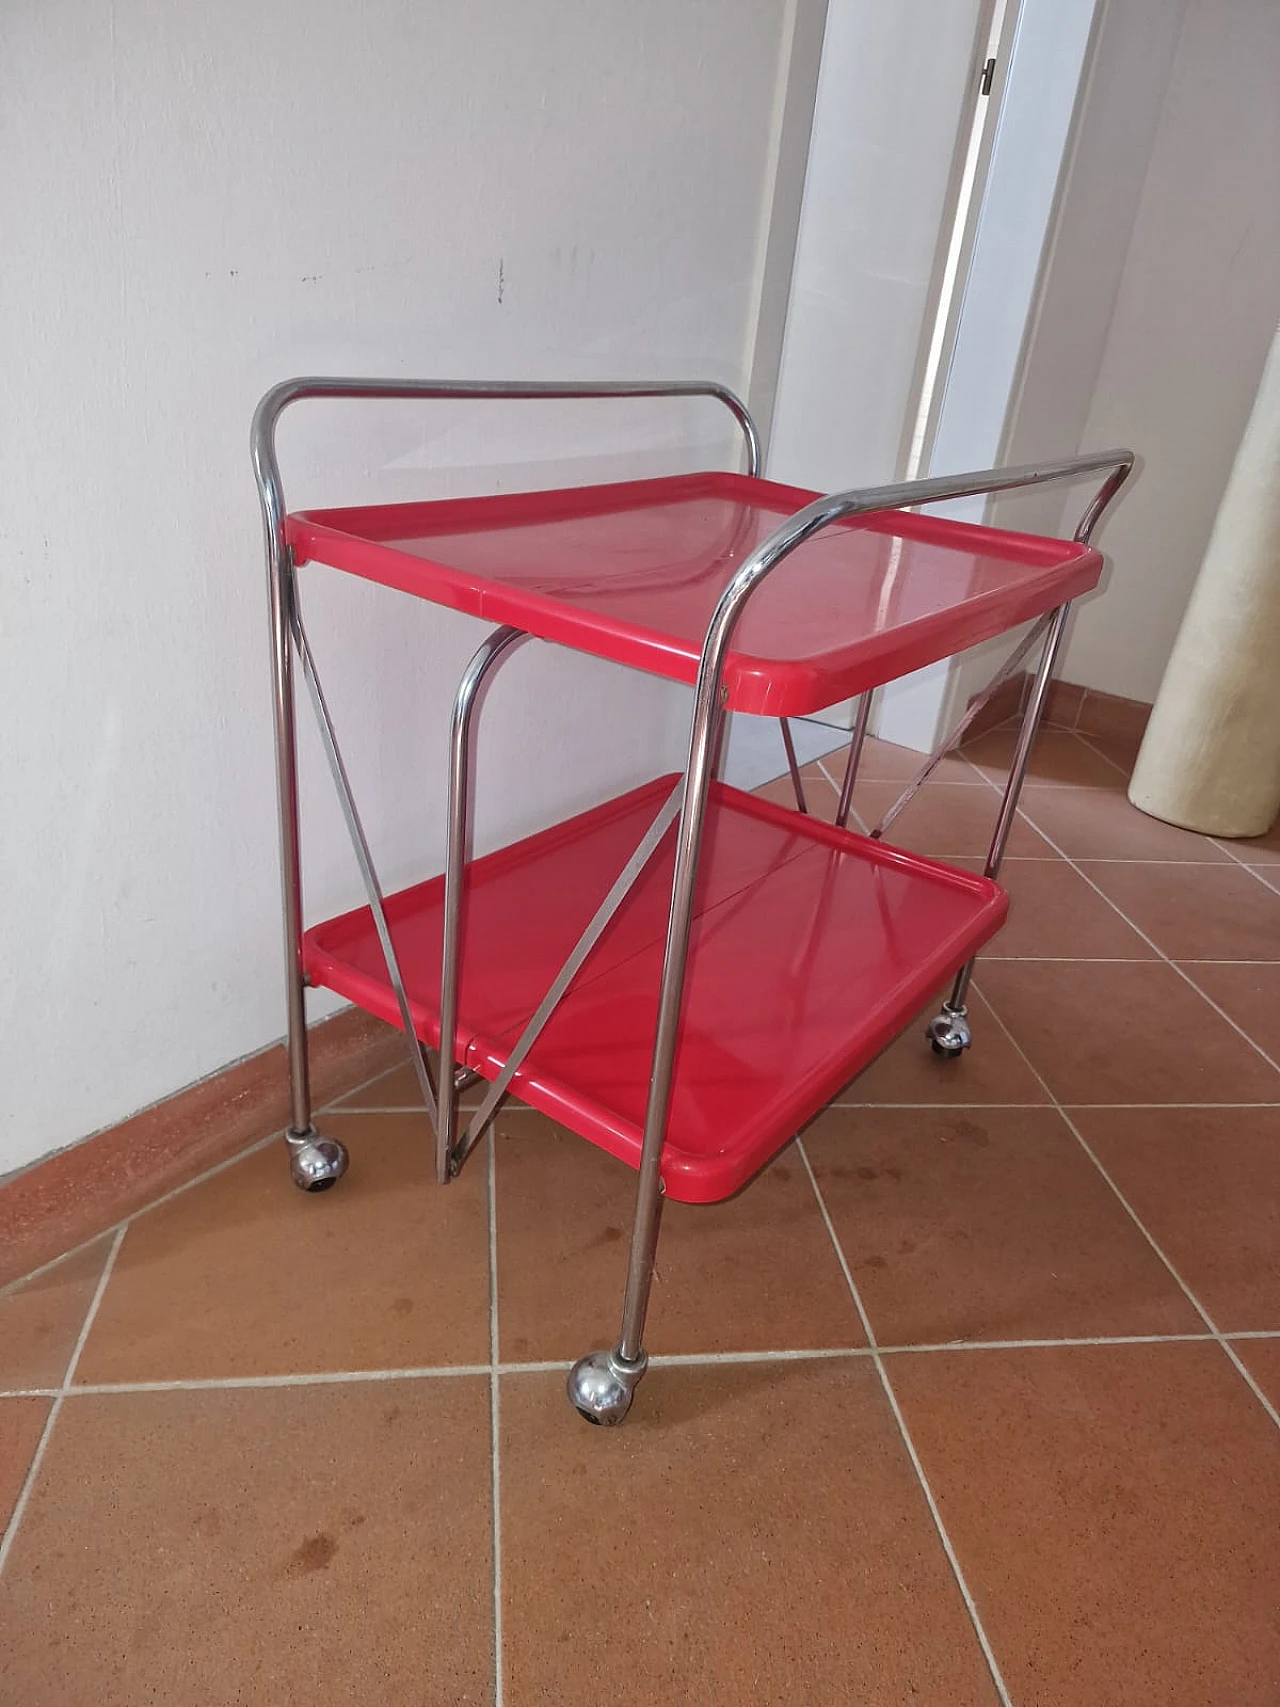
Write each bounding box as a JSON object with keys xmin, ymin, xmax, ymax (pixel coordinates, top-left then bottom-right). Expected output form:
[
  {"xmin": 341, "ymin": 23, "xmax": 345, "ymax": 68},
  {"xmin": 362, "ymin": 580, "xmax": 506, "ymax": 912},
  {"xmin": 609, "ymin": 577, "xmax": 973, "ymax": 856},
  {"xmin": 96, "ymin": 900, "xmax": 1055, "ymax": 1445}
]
[
  {"xmin": 880, "ymin": 0, "xmax": 1099, "ymax": 749},
  {"xmin": 929, "ymin": 0, "xmax": 1099, "ymax": 503},
  {"xmin": 745, "ymin": 0, "xmax": 831, "ymax": 449},
  {"xmin": 0, "ymin": 0, "xmax": 798, "ymax": 1175},
  {"xmin": 1062, "ymin": 0, "xmax": 1280, "ymax": 701},
  {"xmin": 1002, "ymin": 0, "xmax": 1280, "ymax": 703},
  {"xmin": 996, "ymin": 0, "xmax": 1189, "ymax": 541},
  {"xmin": 766, "ymin": 0, "xmax": 984, "ymax": 494}
]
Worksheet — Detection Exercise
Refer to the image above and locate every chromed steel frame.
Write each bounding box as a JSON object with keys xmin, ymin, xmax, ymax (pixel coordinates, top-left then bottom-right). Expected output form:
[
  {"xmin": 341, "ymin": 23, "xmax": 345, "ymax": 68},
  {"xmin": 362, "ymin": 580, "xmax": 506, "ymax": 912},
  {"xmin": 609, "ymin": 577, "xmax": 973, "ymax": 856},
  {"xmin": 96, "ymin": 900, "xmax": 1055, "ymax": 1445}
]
[
  {"xmin": 925, "ymin": 466, "xmax": 1132, "ymax": 1053},
  {"xmin": 252, "ymin": 378, "xmax": 759, "ymax": 1185},
  {"xmin": 779, "ymin": 718, "xmax": 809, "ymax": 814},
  {"xmin": 253, "ymin": 375, "xmax": 1130, "ymax": 1425},
  {"xmin": 434, "ymin": 625, "xmax": 529, "ymax": 1183},
  {"xmin": 570, "ymin": 446, "xmax": 1133, "ymax": 1422},
  {"xmin": 866, "ymin": 611, "xmax": 1055, "ymax": 848},
  {"xmin": 835, "ymin": 691, "xmax": 874, "ymax": 830}
]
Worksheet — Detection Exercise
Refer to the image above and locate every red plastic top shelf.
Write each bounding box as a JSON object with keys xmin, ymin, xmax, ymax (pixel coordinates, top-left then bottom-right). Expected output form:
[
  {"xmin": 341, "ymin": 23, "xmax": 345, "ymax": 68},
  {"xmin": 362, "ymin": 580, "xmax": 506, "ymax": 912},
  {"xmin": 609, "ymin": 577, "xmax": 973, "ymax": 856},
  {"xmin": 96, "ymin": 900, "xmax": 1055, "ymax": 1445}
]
[{"xmin": 287, "ymin": 471, "xmax": 1101, "ymax": 718}]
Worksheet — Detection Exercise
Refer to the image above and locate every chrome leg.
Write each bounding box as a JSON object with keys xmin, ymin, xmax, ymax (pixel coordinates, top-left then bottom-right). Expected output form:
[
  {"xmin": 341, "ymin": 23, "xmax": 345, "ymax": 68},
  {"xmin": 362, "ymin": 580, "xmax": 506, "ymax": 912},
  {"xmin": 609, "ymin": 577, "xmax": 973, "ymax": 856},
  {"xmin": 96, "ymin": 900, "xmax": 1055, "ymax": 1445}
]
[
  {"xmin": 264, "ymin": 545, "xmax": 348, "ymax": 1192},
  {"xmin": 835, "ymin": 692, "xmax": 873, "ymax": 829},
  {"xmin": 779, "ymin": 718, "xmax": 808, "ymax": 813},
  {"xmin": 711, "ymin": 708, "xmax": 731, "ymax": 782},
  {"xmin": 292, "ymin": 596, "xmax": 440, "ymax": 1151},
  {"xmin": 437, "ymin": 627, "xmax": 528, "ymax": 1184},
  {"xmin": 868, "ymin": 613, "xmax": 1052, "ymax": 844},
  {"xmin": 928, "ymin": 601, "xmax": 1073, "ymax": 1060},
  {"xmin": 565, "ymin": 1216, "xmax": 660, "ymax": 1425},
  {"xmin": 568, "ymin": 679, "xmax": 725, "ymax": 1425}
]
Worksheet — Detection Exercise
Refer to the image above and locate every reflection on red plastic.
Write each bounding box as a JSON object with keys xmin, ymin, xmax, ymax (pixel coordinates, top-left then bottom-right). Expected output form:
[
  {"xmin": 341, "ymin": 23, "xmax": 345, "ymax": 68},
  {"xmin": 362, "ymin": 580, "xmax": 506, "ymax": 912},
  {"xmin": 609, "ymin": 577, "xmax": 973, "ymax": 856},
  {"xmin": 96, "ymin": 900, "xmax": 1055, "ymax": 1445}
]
[
  {"xmin": 288, "ymin": 472, "xmax": 1100, "ymax": 717},
  {"xmin": 303, "ymin": 780, "xmax": 1008, "ymax": 1203}
]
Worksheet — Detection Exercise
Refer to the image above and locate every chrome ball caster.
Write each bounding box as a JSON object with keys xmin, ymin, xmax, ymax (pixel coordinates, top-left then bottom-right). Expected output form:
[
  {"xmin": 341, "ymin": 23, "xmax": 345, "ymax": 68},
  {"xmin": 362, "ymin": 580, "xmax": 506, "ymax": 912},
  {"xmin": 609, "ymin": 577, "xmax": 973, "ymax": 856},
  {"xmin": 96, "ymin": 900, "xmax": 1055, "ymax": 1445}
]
[
  {"xmin": 287, "ymin": 1129, "xmax": 349, "ymax": 1192},
  {"xmin": 926, "ymin": 1007, "xmax": 971, "ymax": 1061},
  {"xmin": 566, "ymin": 1348, "xmax": 648, "ymax": 1426}
]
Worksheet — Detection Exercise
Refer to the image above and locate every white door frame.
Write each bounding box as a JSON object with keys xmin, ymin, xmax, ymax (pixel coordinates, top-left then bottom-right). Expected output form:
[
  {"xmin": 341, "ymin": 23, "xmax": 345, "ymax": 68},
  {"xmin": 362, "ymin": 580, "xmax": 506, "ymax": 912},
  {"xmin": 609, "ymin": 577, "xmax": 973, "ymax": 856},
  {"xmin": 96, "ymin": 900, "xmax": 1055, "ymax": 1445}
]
[
  {"xmin": 761, "ymin": 0, "xmax": 1102, "ymax": 746},
  {"xmin": 877, "ymin": 0, "xmax": 1101, "ymax": 751}
]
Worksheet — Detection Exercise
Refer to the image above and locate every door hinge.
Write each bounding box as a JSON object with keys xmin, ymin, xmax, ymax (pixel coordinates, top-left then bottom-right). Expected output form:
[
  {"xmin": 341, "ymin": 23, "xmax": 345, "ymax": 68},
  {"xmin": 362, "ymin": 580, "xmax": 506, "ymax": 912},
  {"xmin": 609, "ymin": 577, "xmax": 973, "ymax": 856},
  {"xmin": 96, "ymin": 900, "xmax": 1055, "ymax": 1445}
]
[{"xmin": 979, "ymin": 56, "xmax": 997, "ymax": 96}]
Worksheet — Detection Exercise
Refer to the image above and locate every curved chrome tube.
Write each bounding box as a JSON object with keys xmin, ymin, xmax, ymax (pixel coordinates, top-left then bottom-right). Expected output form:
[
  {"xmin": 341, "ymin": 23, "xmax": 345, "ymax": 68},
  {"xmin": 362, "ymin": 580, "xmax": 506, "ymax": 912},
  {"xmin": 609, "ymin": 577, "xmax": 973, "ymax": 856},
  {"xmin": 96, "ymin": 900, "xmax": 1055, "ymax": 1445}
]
[
  {"xmin": 613, "ymin": 445, "xmax": 1135, "ymax": 1366},
  {"xmin": 251, "ymin": 376, "xmax": 761, "ymax": 533},
  {"xmin": 251, "ymin": 375, "xmax": 761, "ymax": 1151},
  {"xmin": 707, "ymin": 448, "xmax": 1135, "ymax": 642},
  {"xmin": 436, "ymin": 625, "xmax": 529, "ymax": 1183},
  {"xmin": 1074, "ymin": 460, "xmax": 1135, "ymax": 545}
]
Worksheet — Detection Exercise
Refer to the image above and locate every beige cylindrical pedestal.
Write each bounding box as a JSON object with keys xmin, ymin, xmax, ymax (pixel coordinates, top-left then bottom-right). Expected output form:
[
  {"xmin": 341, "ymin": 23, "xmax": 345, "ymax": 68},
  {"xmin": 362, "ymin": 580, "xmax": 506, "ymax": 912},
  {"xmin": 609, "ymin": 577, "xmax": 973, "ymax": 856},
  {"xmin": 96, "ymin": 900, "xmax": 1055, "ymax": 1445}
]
[{"xmin": 1130, "ymin": 322, "xmax": 1280, "ymax": 837}]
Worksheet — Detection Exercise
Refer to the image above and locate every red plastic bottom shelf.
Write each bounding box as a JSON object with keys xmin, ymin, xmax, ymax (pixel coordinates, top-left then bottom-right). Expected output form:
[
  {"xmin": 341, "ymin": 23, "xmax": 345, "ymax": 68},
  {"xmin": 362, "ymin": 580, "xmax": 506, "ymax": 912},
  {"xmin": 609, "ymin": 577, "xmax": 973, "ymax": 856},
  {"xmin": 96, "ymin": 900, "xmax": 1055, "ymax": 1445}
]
[{"xmin": 302, "ymin": 778, "xmax": 1008, "ymax": 1202}]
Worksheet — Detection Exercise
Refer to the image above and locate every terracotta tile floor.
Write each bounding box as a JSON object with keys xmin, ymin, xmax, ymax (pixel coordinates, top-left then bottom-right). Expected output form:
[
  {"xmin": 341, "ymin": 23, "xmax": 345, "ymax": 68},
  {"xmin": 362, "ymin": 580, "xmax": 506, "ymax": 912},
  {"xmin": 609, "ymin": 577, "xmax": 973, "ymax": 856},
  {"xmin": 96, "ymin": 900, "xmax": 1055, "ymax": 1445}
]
[{"xmin": 3, "ymin": 728, "xmax": 1279, "ymax": 1705}]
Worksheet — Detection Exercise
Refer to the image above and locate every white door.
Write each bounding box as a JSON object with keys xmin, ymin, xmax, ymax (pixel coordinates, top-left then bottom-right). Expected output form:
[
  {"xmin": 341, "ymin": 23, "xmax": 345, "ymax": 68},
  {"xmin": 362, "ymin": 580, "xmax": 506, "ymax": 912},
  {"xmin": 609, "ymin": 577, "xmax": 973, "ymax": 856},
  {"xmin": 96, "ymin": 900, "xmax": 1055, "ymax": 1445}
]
[{"xmin": 767, "ymin": 0, "xmax": 1099, "ymax": 746}]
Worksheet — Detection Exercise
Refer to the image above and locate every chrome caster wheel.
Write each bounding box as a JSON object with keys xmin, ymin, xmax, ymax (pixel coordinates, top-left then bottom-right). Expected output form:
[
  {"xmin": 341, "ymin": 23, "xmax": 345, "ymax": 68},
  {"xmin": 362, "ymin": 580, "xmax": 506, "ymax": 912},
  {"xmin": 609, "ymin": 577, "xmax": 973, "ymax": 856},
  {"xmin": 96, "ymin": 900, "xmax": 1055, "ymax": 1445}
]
[
  {"xmin": 287, "ymin": 1129, "xmax": 349, "ymax": 1192},
  {"xmin": 566, "ymin": 1348, "xmax": 648, "ymax": 1426},
  {"xmin": 926, "ymin": 1007, "xmax": 971, "ymax": 1061}
]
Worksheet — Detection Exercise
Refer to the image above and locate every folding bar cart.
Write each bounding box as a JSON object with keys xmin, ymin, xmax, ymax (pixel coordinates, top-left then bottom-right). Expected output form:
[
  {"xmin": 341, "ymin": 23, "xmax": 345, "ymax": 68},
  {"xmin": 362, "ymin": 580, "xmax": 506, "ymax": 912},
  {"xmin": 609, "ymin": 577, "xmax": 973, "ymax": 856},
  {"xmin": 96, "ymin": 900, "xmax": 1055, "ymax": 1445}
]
[{"xmin": 252, "ymin": 379, "xmax": 1132, "ymax": 1424}]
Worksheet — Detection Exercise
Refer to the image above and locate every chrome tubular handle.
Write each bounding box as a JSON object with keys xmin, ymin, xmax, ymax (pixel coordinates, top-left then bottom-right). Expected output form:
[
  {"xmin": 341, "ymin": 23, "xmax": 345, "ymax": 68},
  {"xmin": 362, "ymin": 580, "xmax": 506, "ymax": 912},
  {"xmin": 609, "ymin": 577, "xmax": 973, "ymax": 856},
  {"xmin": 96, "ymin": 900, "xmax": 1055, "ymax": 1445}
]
[
  {"xmin": 693, "ymin": 449, "xmax": 1135, "ymax": 741},
  {"xmin": 250, "ymin": 376, "xmax": 761, "ymax": 546},
  {"xmin": 1073, "ymin": 460, "xmax": 1134, "ymax": 543}
]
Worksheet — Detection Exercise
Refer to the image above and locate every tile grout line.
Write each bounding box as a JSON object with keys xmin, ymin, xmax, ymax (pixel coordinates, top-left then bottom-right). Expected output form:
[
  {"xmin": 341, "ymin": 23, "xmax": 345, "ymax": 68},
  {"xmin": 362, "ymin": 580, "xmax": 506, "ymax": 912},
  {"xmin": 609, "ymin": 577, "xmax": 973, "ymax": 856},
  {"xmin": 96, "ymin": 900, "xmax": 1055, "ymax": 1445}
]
[
  {"xmin": 57, "ymin": 1366, "xmax": 498, "ymax": 1395},
  {"xmin": 829, "ymin": 1101, "xmax": 1280, "ymax": 1110},
  {"xmin": 812, "ymin": 751, "xmax": 1001, "ymax": 793},
  {"xmin": 1064, "ymin": 1112, "xmax": 1280, "ymax": 1431},
  {"xmin": 829, "ymin": 1101, "xmax": 1050, "ymax": 1111},
  {"xmin": 5, "ymin": 1052, "xmax": 472, "ymax": 1297},
  {"xmin": 1072, "ymin": 730, "xmax": 1137, "ymax": 781},
  {"xmin": 796, "ymin": 1138, "xmax": 1014, "ymax": 1707},
  {"xmin": 963, "ymin": 748, "xmax": 1280, "ymax": 1427},
  {"xmin": 487, "ymin": 1131, "xmax": 504, "ymax": 1707},
  {"xmin": 1079, "ymin": 833, "xmax": 1280, "ymax": 913},
  {"xmin": 962, "ymin": 913, "xmax": 1280, "ymax": 1434},
  {"xmin": 4, "ymin": 745, "xmax": 1268, "ymax": 1628},
  {"xmin": 815, "ymin": 756, "xmax": 872, "ymax": 835},
  {"xmin": 7, "ymin": 1329, "xmax": 1272, "ymax": 1404},
  {"xmin": 815, "ymin": 758, "xmax": 842, "ymax": 797},
  {"xmin": 1, "ymin": 1035, "xmax": 414, "ymax": 1294},
  {"xmin": 912, "ymin": 857, "xmax": 1251, "ymax": 865},
  {"xmin": 651, "ymin": 1331, "xmax": 1228, "ymax": 1360},
  {"xmin": 3, "ymin": 1107, "xmax": 358, "ymax": 1303},
  {"xmin": 0, "ymin": 1223, "xmax": 127, "ymax": 1577},
  {"xmin": 851, "ymin": 858, "xmax": 1255, "ymax": 867},
  {"xmin": 1239, "ymin": 865, "xmax": 1280, "ymax": 898},
  {"xmin": 132, "ymin": 1128, "xmax": 284, "ymax": 1214},
  {"xmin": 1159, "ymin": 959, "xmax": 1280, "ymax": 967},
  {"xmin": 317, "ymin": 1053, "xmax": 419, "ymax": 1114},
  {"xmin": 0, "ymin": 1085, "xmax": 514, "ymax": 1301},
  {"xmin": 0, "ymin": 1128, "xmax": 289, "ymax": 1302},
  {"xmin": 982, "ymin": 957, "xmax": 1265, "ymax": 964},
  {"xmin": 0, "ymin": 1224, "xmax": 127, "ymax": 1305},
  {"xmin": 8, "ymin": 967, "xmax": 1271, "ymax": 1309},
  {"xmin": 1022, "ymin": 856, "xmax": 1241, "ymax": 864},
  {"xmin": 332, "ymin": 1106, "xmax": 534, "ymax": 1117},
  {"xmin": 1207, "ymin": 833, "xmax": 1280, "ymax": 898},
  {"xmin": 963, "ymin": 755, "xmax": 1280, "ymax": 1080}
]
